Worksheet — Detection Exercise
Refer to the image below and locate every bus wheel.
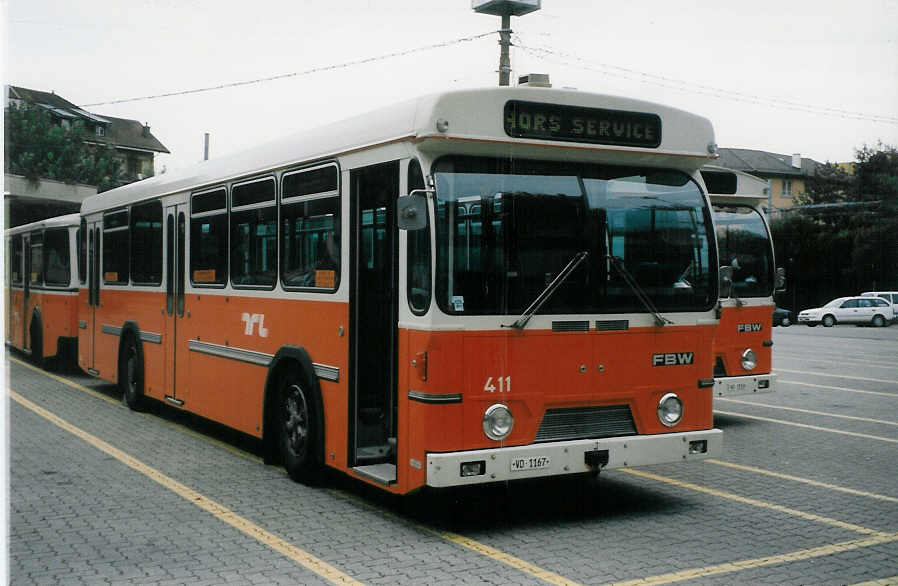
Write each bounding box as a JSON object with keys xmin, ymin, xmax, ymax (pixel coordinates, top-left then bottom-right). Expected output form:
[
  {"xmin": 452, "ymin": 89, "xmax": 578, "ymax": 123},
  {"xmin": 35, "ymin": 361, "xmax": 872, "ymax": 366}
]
[
  {"xmin": 279, "ymin": 371, "xmax": 321, "ymax": 484},
  {"xmin": 119, "ymin": 337, "xmax": 144, "ymax": 411}
]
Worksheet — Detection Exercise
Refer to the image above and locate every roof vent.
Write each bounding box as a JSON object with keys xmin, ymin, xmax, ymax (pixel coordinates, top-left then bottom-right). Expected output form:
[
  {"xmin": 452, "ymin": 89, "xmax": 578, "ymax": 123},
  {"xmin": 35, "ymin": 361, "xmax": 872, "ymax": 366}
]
[{"xmin": 518, "ymin": 73, "xmax": 551, "ymax": 88}]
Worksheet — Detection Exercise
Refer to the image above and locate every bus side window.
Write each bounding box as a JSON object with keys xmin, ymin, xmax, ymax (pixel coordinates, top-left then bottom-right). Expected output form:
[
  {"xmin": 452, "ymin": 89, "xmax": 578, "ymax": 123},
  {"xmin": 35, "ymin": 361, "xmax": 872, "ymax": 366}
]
[
  {"xmin": 406, "ymin": 158, "xmax": 431, "ymax": 313},
  {"xmin": 281, "ymin": 164, "xmax": 340, "ymax": 291},
  {"xmin": 103, "ymin": 209, "xmax": 130, "ymax": 285},
  {"xmin": 11, "ymin": 235, "xmax": 23, "ymax": 284},
  {"xmin": 190, "ymin": 188, "xmax": 228, "ymax": 286},
  {"xmin": 231, "ymin": 177, "xmax": 277, "ymax": 288},
  {"xmin": 43, "ymin": 228, "xmax": 71, "ymax": 286},
  {"xmin": 29, "ymin": 231, "xmax": 44, "ymax": 286}
]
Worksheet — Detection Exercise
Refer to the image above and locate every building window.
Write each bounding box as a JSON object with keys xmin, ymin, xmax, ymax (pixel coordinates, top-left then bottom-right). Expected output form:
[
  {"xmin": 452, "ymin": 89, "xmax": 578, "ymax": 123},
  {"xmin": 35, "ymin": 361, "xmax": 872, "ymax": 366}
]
[
  {"xmin": 96, "ymin": 125, "xmax": 106, "ymax": 137},
  {"xmin": 782, "ymin": 180, "xmax": 793, "ymax": 197}
]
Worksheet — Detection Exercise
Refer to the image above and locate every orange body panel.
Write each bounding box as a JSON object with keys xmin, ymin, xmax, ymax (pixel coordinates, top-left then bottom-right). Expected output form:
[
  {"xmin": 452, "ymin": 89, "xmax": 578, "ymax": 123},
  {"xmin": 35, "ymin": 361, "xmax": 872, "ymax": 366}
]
[
  {"xmin": 6, "ymin": 287, "xmax": 78, "ymax": 358},
  {"xmin": 713, "ymin": 304, "xmax": 773, "ymax": 376}
]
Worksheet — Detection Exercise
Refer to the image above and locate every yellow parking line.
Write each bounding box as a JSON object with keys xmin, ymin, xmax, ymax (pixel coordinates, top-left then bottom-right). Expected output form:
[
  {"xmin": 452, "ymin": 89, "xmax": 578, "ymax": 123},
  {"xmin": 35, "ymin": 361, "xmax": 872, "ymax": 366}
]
[
  {"xmin": 850, "ymin": 576, "xmax": 898, "ymax": 586},
  {"xmin": 780, "ymin": 379, "xmax": 897, "ymax": 398},
  {"xmin": 329, "ymin": 490, "xmax": 581, "ymax": 586},
  {"xmin": 12, "ymin": 356, "xmax": 577, "ymax": 585},
  {"xmin": 9, "ymin": 390, "xmax": 362, "ymax": 586},
  {"xmin": 776, "ymin": 368, "xmax": 898, "ymax": 385},
  {"xmin": 715, "ymin": 410, "xmax": 898, "ymax": 444},
  {"xmin": 619, "ymin": 468, "xmax": 890, "ymax": 537},
  {"xmin": 717, "ymin": 398, "xmax": 898, "ymax": 427},
  {"xmin": 706, "ymin": 460, "xmax": 898, "ymax": 504},
  {"xmin": 606, "ymin": 533, "xmax": 898, "ymax": 586}
]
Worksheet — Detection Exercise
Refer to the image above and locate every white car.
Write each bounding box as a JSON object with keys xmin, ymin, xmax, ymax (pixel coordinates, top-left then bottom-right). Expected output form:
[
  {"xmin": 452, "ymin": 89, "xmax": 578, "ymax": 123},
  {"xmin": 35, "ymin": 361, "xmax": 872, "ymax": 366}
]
[{"xmin": 798, "ymin": 296, "xmax": 894, "ymax": 327}]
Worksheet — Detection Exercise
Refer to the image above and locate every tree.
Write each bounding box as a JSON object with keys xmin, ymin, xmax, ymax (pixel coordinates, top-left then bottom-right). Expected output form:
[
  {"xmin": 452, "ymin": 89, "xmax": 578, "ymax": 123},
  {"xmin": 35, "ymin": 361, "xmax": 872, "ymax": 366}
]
[{"xmin": 4, "ymin": 103, "xmax": 123, "ymax": 192}]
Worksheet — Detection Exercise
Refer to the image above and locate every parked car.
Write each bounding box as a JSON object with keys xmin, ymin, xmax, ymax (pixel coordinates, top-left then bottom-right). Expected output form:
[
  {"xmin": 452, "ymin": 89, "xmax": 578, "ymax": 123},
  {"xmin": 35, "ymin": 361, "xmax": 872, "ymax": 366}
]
[
  {"xmin": 772, "ymin": 307, "xmax": 792, "ymax": 327},
  {"xmin": 797, "ymin": 296, "xmax": 894, "ymax": 327},
  {"xmin": 860, "ymin": 291, "xmax": 898, "ymax": 323}
]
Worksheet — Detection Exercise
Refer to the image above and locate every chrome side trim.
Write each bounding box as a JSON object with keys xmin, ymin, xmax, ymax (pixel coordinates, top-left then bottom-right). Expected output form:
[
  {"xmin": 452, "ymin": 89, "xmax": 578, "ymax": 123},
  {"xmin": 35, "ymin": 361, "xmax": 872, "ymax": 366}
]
[
  {"xmin": 188, "ymin": 340, "xmax": 273, "ymax": 366},
  {"xmin": 139, "ymin": 331, "xmax": 162, "ymax": 344},
  {"xmin": 101, "ymin": 324, "xmax": 122, "ymax": 337},
  {"xmin": 78, "ymin": 320, "xmax": 87, "ymax": 329},
  {"xmin": 165, "ymin": 395, "xmax": 185, "ymax": 406},
  {"xmin": 313, "ymin": 363, "xmax": 340, "ymax": 382},
  {"xmin": 408, "ymin": 391, "xmax": 463, "ymax": 404}
]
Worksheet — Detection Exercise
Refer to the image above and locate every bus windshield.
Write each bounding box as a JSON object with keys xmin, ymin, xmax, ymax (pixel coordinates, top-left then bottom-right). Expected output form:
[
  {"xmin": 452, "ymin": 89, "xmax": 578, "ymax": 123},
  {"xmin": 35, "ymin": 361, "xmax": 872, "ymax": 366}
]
[
  {"xmin": 433, "ymin": 156, "xmax": 715, "ymax": 316},
  {"xmin": 713, "ymin": 204, "xmax": 773, "ymax": 298}
]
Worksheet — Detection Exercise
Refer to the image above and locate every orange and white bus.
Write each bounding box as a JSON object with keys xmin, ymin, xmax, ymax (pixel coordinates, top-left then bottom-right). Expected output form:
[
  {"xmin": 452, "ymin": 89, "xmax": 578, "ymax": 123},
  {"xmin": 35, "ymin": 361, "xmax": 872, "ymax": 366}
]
[
  {"xmin": 6, "ymin": 213, "xmax": 81, "ymax": 366},
  {"xmin": 78, "ymin": 81, "xmax": 723, "ymax": 494},
  {"xmin": 702, "ymin": 166, "xmax": 777, "ymax": 398}
]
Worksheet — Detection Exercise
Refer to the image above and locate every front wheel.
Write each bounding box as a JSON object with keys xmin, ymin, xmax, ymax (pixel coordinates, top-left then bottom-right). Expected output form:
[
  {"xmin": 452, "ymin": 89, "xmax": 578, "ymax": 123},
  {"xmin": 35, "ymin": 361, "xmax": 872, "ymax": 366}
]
[
  {"xmin": 279, "ymin": 371, "xmax": 322, "ymax": 484},
  {"xmin": 120, "ymin": 337, "xmax": 144, "ymax": 411},
  {"xmin": 822, "ymin": 315, "xmax": 836, "ymax": 327},
  {"xmin": 780, "ymin": 316, "xmax": 791, "ymax": 327}
]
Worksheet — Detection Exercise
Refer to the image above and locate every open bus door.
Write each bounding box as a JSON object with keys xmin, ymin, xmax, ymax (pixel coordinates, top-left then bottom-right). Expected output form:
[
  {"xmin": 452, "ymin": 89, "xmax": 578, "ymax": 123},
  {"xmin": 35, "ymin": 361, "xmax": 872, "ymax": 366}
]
[{"xmin": 349, "ymin": 161, "xmax": 399, "ymax": 485}]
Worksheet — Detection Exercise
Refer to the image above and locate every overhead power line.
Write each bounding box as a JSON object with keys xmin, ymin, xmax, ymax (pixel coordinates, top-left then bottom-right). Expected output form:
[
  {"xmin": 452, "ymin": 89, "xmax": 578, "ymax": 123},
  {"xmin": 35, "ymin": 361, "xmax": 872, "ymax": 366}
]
[
  {"xmin": 80, "ymin": 31, "xmax": 498, "ymax": 108},
  {"xmin": 515, "ymin": 40, "xmax": 898, "ymax": 125}
]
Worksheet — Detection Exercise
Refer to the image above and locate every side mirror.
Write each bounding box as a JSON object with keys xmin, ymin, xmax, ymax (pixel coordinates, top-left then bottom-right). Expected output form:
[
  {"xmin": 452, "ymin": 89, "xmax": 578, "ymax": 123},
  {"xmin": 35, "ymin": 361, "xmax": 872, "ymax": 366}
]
[
  {"xmin": 774, "ymin": 267, "xmax": 786, "ymax": 292},
  {"xmin": 397, "ymin": 190, "xmax": 430, "ymax": 231},
  {"xmin": 719, "ymin": 265, "xmax": 734, "ymax": 299}
]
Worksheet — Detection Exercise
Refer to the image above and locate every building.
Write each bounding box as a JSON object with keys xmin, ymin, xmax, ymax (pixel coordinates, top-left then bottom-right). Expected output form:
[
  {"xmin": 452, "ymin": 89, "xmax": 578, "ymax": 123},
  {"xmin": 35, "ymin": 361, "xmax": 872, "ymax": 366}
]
[
  {"xmin": 715, "ymin": 148, "xmax": 823, "ymax": 214},
  {"xmin": 4, "ymin": 85, "xmax": 170, "ymax": 228}
]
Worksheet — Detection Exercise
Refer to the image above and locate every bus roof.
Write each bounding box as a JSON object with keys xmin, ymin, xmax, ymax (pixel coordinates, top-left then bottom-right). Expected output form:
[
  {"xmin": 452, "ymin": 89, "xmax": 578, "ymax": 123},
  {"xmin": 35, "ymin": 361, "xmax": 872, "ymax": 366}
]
[
  {"xmin": 5, "ymin": 213, "xmax": 81, "ymax": 235},
  {"xmin": 83, "ymin": 86, "xmax": 716, "ymax": 215}
]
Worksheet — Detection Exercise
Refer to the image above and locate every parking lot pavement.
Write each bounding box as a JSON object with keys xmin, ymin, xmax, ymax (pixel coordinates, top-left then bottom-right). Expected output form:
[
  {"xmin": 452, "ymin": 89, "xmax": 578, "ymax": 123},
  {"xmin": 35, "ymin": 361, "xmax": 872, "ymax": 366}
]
[{"xmin": 7, "ymin": 323, "xmax": 898, "ymax": 585}]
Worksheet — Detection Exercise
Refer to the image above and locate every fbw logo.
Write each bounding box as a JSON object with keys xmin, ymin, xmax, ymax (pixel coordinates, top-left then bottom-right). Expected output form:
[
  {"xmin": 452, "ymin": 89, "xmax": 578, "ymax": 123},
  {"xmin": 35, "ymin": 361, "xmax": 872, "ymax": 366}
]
[
  {"xmin": 652, "ymin": 352, "xmax": 694, "ymax": 366},
  {"xmin": 737, "ymin": 323, "xmax": 763, "ymax": 333}
]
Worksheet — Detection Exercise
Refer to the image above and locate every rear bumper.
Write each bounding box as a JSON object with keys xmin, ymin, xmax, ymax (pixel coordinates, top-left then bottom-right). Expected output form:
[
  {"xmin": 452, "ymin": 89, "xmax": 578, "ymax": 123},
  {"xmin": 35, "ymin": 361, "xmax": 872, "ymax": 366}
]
[
  {"xmin": 714, "ymin": 373, "xmax": 776, "ymax": 398},
  {"xmin": 425, "ymin": 429, "xmax": 722, "ymax": 487}
]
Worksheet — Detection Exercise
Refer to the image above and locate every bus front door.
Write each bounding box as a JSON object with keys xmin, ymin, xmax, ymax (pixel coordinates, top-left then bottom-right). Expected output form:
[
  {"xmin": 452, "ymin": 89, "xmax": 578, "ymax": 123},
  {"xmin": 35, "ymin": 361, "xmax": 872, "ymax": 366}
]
[
  {"xmin": 163, "ymin": 204, "xmax": 190, "ymax": 407},
  {"xmin": 349, "ymin": 161, "xmax": 399, "ymax": 485},
  {"xmin": 83, "ymin": 221, "xmax": 101, "ymax": 373}
]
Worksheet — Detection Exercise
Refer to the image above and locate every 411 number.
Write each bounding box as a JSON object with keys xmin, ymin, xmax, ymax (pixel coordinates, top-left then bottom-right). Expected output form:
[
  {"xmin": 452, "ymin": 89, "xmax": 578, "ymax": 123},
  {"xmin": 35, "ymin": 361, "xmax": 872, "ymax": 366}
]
[{"xmin": 484, "ymin": 376, "xmax": 511, "ymax": 393}]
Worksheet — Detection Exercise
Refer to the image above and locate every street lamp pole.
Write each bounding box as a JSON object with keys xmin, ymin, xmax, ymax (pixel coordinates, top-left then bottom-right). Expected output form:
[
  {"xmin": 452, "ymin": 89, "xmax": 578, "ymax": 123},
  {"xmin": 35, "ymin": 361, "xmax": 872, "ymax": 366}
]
[{"xmin": 472, "ymin": 0, "xmax": 541, "ymax": 87}]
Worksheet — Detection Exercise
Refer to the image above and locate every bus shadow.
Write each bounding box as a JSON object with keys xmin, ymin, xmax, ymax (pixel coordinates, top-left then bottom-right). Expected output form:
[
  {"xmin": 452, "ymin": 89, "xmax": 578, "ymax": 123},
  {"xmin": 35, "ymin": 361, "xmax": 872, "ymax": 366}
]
[{"xmin": 713, "ymin": 413, "xmax": 753, "ymax": 428}]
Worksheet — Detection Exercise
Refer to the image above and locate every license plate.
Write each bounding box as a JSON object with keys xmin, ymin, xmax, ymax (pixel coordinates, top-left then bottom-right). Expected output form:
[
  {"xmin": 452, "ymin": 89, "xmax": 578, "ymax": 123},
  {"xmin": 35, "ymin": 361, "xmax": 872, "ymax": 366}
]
[
  {"xmin": 510, "ymin": 456, "xmax": 550, "ymax": 472},
  {"xmin": 726, "ymin": 382, "xmax": 747, "ymax": 393}
]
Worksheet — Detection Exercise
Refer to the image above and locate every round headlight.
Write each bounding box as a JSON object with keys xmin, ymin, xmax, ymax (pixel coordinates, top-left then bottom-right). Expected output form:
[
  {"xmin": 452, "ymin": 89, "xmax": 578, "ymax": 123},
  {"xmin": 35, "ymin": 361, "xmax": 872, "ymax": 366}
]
[
  {"xmin": 482, "ymin": 404, "xmax": 514, "ymax": 441},
  {"xmin": 657, "ymin": 393, "xmax": 683, "ymax": 427},
  {"xmin": 741, "ymin": 348, "xmax": 757, "ymax": 371}
]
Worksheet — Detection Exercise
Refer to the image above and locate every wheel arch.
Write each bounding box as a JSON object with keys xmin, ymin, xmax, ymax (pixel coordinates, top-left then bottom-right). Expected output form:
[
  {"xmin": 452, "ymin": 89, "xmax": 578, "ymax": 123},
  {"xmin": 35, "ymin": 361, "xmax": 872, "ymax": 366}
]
[
  {"xmin": 262, "ymin": 346, "xmax": 325, "ymax": 467},
  {"xmin": 117, "ymin": 321, "xmax": 145, "ymax": 377}
]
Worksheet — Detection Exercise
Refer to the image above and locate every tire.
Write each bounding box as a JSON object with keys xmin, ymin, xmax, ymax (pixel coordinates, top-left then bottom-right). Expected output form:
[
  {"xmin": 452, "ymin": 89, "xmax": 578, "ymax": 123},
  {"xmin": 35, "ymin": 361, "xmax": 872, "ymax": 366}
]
[
  {"xmin": 278, "ymin": 370, "xmax": 322, "ymax": 484},
  {"xmin": 119, "ymin": 336, "xmax": 145, "ymax": 411},
  {"xmin": 780, "ymin": 316, "xmax": 791, "ymax": 327},
  {"xmin": 807, "ymin": 323, "xmax": 817, "ymax": 327},
  {"xmin": 872, "ymin": 314, "xmax": 886, "ymax": 328},
  {"xmin": 29, "ymin": 317, "xmax": 44, "ymax": 368},
  {"xmin": 822, "ymin": 315, "xmax": 836, "ymax": 327}
]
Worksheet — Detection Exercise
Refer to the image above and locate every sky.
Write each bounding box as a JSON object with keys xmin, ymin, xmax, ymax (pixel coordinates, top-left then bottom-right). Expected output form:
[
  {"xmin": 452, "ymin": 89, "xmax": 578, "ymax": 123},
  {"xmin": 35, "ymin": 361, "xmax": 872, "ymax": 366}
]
[{"xmin": 3, "ymin": 0, "xmax": 898, "ymax": 173}]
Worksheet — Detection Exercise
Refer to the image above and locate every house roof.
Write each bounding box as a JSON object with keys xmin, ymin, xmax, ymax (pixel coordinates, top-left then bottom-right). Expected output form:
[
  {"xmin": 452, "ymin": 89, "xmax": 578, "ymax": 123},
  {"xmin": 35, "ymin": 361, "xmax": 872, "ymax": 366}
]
[
  {"xmin": 717, "ymin": 147, "xmax": 822, "ymax": 177},
  {"xmin": 7, "ymin": 85, "xmax": 169, "ymax": 154}
]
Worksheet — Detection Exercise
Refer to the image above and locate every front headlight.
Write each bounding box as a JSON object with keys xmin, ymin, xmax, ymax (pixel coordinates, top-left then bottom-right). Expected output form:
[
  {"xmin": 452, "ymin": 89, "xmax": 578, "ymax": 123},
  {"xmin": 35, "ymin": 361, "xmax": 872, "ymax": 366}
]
[
  {"xmin": 741, "ymin": 348, "xmax": 757, "ymax": 371},
  {"xmin": 657, "ymin": 393, "xmax": 683, "ymax": 427},
  {"xmin": 482, "ymin": 404, "xmax": 514, "ymax": 441}
]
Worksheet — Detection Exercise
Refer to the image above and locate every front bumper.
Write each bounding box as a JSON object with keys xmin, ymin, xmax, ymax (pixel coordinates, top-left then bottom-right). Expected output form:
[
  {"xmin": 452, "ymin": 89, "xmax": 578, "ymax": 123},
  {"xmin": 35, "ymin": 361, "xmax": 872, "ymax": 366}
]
[
  {"xmin": 425, "ymin": 429, "xmax": 722, "ymax": 487},
  {"xmin": 797, "ymin": 315, "xmax": 818, "ymax": 325},
  {"xmin": 714, "ymin": 373, "xmax": 776, "ymax": 398}
]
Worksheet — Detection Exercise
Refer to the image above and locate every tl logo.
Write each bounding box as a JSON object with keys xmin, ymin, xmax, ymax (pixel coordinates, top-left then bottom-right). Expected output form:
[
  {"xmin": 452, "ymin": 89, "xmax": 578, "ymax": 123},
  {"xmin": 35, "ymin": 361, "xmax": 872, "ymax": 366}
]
[{"xmin": 241, "ymin": 313, "xmax": 269, "ymax": 337}]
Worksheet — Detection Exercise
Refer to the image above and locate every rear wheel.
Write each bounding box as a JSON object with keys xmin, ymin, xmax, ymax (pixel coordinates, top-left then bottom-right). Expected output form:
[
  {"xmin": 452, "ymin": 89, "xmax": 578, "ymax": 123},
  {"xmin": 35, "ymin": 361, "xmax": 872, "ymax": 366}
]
[
  {"xmin": 119, "ymin": 336, "xmax": 144, "ymax": 411},
  {"xmin": 872, "ymin": 314, "xmax": 886, "ymax": 327},
  {"xmin": 780, "ymin": 316, "xmax": 791, "ymax": 327},
  {"xmin": 279, "ymin": 371, "xmax": 322, "ymax": 484},
  {"xmin": 29, "ymin": 317, "xmax": 44, "ymax": 367},
  {"xmin": 822, "ymin": 315, "xmax": 836, "ymax": 327}
]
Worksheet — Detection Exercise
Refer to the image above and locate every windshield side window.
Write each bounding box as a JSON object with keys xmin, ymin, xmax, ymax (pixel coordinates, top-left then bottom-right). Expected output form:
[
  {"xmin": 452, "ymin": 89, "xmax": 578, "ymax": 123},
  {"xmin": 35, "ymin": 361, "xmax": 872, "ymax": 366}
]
[
  {"xmin": 406, "ymin": 159, "xmax": 431, "ymax": 314},
  {"xmin": 712, "ymin": 204, "xmax": 774, "ymax": 298}
]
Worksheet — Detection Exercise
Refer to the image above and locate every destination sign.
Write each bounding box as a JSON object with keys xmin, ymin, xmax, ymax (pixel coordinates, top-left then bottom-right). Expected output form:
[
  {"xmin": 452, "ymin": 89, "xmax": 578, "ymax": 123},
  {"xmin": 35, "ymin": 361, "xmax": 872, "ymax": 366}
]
[{"xmin": 504, "ymin": 100, "xmax": 662, "ymax": 148}]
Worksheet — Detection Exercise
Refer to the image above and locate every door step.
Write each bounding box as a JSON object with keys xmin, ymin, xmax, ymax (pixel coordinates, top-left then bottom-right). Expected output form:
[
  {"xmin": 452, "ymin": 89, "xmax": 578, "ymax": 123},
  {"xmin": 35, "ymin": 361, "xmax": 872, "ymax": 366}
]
[{"xmin": 353, "ymin": 463, "xmax": 396, "ymax": 486}]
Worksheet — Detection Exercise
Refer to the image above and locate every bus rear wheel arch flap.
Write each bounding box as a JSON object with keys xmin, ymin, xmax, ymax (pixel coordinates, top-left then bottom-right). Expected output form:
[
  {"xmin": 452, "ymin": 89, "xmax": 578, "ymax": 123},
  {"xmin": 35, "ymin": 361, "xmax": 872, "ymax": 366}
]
[
  {"xmin": 264, "ymin": 348, "xmax": 325, "ymax": 485},
  {"xmin": 118, "ymin": 324, "xmax": 145, "ymax": 411},
  {"xmin": 822, "ymin": 314, "xmax": 836, "ymax": 327}
]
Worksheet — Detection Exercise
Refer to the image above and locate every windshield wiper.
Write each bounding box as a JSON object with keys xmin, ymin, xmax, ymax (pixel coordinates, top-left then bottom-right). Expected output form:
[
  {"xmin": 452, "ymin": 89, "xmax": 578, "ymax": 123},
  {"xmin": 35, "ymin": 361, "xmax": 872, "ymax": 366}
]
[
  {"xmin": 503, "ymin": 251, "xmax": 589, "ymax": 330},
  {"xmin": 607, "ymin": 255, "xmax": 673, "ymax": 327}
]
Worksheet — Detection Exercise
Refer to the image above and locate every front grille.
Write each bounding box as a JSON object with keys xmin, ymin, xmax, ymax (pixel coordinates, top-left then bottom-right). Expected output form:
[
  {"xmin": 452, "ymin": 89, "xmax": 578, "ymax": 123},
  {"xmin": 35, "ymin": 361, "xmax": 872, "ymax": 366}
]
[
  {"xmin": 534, "ymin": 405, "xmax": 636, "ymax": 443},
  {"xmin": 552, "ymin": 320, "xmax": 589, "ymax": 332},
  {"xmin": 595, "ymin": 319, "xmax": 629, "ymax": 331}
]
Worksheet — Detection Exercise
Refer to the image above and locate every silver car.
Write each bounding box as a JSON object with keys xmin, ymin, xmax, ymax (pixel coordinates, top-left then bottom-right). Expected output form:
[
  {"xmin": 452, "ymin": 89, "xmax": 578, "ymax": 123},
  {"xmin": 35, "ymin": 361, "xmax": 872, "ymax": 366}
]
[{"xmin": 797, "ymin": 296, "xmax": 894, "ymax": 327}]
